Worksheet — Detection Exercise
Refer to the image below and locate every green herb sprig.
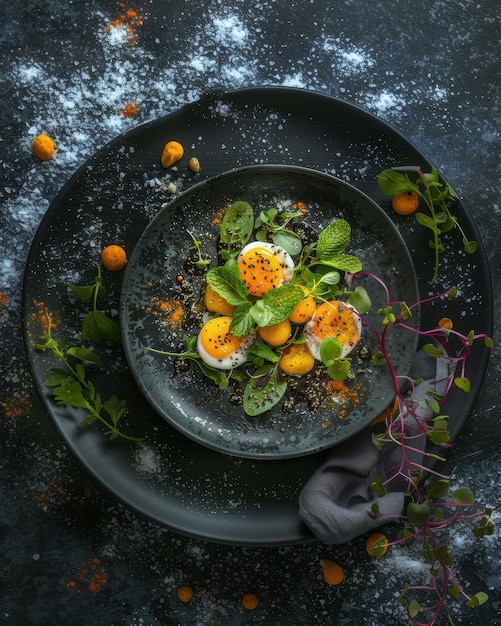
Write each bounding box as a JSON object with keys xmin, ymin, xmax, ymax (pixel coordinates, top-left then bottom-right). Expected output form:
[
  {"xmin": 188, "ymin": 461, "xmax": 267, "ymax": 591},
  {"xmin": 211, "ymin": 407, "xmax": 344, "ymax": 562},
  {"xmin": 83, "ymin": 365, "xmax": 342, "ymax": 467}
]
[
  {"xmin": 36, "ymin": 268, "xmax": 141, "ymax": 441},
  {"xmin": 377, "ymin": 166, "xmax": 477, "ymax": 284},
  {"xmin": 68, "ymin": 264, "xmax": 121, "ymax": 343}
]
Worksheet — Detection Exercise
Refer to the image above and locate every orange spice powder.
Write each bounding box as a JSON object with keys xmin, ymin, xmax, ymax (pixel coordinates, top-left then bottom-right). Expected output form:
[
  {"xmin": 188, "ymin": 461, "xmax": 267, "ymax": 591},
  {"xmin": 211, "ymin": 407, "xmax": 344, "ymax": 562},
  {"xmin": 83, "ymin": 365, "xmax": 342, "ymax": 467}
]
[
  {"xmin": 29, "ymin": 299, "xmax": 60, "ymax": 335},
  {"xmin": 212, "ymin": 206, "xmax": 226, "ymax": 227},
  {"xmin": 105, "ymin": 4, "xmax": 144, "ymax": 45},
  {"xmin": 3, "ymin": 394, "xmax": 32, "ymax": 418},
  {"xmin": 325, "ymin": 379, "xmax": 363, "ymax": 420},
  {"xmin": 66, "ymin": 557, "xmax": 108, "ymax": 594},
  {"xmin": 35, "ymin": 483, "xmax": 62, "ymax": 509},
  {"xmin": 120, "ymin": 103, "xmax": 139, "ymax": 118},
  {"xmin": 0, "ymin": 291, "xmax": 8, "ymax": 314},
  {"xmin": 142, "ymin": 297, "xmax": 185, "ymax": 330}
]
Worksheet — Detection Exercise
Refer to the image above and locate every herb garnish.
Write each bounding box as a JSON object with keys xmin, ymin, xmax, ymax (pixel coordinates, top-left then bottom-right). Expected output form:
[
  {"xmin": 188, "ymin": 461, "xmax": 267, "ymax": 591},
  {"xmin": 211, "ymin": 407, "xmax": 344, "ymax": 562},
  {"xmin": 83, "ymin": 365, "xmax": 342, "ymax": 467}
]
[
  {"xmin": 377, "ymin": 166, "xmax": 477, "ymax": 284},
  {"xmin": 36, "ymin": 266, "xmax": 141, "ymax": 441},
  {"xmin": 150, "ymin": 203, "xmax": 368, "ymax": 416}
]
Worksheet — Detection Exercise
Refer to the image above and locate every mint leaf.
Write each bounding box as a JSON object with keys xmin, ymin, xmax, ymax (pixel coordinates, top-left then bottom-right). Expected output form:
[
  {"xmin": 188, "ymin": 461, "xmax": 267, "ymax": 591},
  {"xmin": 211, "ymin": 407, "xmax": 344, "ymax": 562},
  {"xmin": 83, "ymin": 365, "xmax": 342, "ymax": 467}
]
[
  {"xmin": 206, "ymin": 265, "xmax": 249, "ymax": 305},
  {"xmin": 247, "ymin": 341, "xmax": 280, "ymax": 364},
  {"xmin": 250, "ymin": 284, "xmax": 304, "ymax": 327},
  {"xmin": 229, "ymin": 302, "xmax": 254, "ymax": 337},
  {"xmin": 319, "ymin": 253, "xmax": 362, "ymax": 274},
  {"xmin": 317, "ymin": 219, "xmax": 351, "ymax": 259}
]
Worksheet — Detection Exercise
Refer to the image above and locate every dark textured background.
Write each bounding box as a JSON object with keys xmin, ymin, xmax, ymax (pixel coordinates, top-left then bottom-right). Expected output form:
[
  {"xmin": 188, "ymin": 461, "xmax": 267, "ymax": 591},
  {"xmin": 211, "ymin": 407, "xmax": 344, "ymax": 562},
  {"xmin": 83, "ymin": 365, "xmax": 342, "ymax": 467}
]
[{"xmin": 1, "ymin": 1, "xmax": 499, "ymax": 624}]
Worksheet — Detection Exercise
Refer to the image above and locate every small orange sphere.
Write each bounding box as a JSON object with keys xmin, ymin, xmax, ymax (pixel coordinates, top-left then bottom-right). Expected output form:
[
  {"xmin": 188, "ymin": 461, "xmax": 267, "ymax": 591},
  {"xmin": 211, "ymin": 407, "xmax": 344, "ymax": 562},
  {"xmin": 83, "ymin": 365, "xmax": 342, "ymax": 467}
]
[
  {"xmin": 242, "ymin": 592, "xmax": 259, "ymax": 610},
  {"xmin": 391, "ymin": 191, "xmax": 420, "ymax": 215},
  {"xmin": 438, "ymin": 317, "xmax": 453, "ymax": 330},
  {"xmin": 288, "ymin": 287, "xmax": 316, "ymax": 324},
  {"xmin": 257, "ymin": 319, "xmax": 292, "ymax": 347},
  {"xmin": 32, "ymin": 133, "xmax": 56, "ymax": 161},
  {"xmin": 101, "ymin": 245, "xmax": 127, "ymax": 271},
  {"xmin": 279, "ymin": 343, "xmax": 315, "ymax": 376},
  {"xmin": 177, "ymin": 585, "xmax": 193, "ymax": 603},
  {"xmin": 365, "ymin": 532, "xmax": 389, "ymax": 557}
]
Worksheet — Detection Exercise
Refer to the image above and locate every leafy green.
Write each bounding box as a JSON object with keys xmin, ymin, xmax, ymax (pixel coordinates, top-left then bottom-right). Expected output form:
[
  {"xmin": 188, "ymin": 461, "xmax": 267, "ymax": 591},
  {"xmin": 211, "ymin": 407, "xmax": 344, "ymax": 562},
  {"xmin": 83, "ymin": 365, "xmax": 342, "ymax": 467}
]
[
  {"xmin": 254, "ymin": 205, "xmax": 305, "ymax": 256},
  {"xmin": 243, "ymin": 366, "xmax": 287, "ymax": 416},
  {"xmin": 378, "ymin": 166, "xmax": 477, "ymax": 284},
  {"xmin": 312, "ymin": 219, "xmax": 363, "ymax": 274},
  {"xmin": 69, "ymin": 265, "xmax": 121, "ymax": 343},
  {"xmin": 36, "ymin": 305, "xmax": 140, "ymax": 441},
  {"xmin": 249, "ymin": 284, "xmax": 304, "ymax": 327},
  {"xmin": 187, "ymin": 230, "xmax": 211, "ymax": 269},
  {"xmin": 206, "ymin": 265, "xmax": 249, "ymax": 306},
  {"xmin": 220, "ymin": 200, "xmax": 254, "ymax": 250}
]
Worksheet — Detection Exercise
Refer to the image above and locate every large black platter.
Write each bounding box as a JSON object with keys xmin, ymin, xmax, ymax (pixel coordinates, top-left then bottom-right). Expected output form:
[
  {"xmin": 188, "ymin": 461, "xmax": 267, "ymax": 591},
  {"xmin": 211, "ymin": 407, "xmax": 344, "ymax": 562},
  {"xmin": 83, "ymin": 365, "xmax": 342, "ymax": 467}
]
[{"xmin": 22, "ymin": 87, "xmax": 492, "ymax": 545}]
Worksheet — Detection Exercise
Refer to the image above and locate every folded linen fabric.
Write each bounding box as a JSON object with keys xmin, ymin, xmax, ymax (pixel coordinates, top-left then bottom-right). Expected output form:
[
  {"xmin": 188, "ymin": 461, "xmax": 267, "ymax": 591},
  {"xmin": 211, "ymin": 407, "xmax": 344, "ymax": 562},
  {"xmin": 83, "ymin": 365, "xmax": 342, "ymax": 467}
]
[{"xmin": 298, "ymin": 350, "xmax": 450, "ymax": 544}]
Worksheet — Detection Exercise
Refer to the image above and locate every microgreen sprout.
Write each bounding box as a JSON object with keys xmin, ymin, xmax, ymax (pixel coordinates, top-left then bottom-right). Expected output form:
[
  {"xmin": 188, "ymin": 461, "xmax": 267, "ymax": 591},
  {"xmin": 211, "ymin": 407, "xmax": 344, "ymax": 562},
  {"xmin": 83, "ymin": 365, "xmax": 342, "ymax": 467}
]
[
  {"xmin": 254, "ymin": 205, "xmax": 305, "ymax": 256},
  {"xmin": 351, "ymin": 269, "xmax": 495, "ymax": 626},
  {"xmin": 187, "ymin": 230, "xmax": 211, "ymax": 269},
  {"xmin": 377, "ymin": 166, "xmax": 477, "ymax": 284}
]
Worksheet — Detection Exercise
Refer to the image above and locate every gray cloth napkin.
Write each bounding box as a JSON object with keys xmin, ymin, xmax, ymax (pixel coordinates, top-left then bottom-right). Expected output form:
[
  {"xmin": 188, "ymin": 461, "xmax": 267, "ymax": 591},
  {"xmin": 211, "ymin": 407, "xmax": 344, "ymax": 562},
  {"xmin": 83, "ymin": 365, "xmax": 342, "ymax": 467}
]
[{"xmin": 298, "ymin": 350, "xmax": 450, "ymax": 544}]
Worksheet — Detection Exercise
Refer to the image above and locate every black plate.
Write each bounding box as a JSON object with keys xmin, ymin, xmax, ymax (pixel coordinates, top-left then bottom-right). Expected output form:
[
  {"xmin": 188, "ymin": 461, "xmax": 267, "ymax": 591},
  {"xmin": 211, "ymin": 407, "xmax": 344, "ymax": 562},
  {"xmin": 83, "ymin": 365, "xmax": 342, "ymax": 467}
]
[
  {"xmin": 22, "ymin": 87, "xmax": 492, "ymax": 545},
  {"xmin": 121, "ymin": 165, "xmax": 419, "ymax": 459}
]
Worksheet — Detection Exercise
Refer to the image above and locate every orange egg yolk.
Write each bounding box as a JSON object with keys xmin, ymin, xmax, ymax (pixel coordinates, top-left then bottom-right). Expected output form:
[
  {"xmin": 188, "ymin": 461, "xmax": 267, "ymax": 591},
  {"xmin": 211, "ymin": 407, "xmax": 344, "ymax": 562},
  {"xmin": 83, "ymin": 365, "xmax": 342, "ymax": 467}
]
[
  {"xmin": 199, "ymin": 317, "xmax": 245, "ymax": 359},
  {"xmin": 237, "ymin": 246, "xmax": 285, "ymax": 297},
  {"xmin": 311, "ymin": 301, "xmax": 360, "ymax": 347}
]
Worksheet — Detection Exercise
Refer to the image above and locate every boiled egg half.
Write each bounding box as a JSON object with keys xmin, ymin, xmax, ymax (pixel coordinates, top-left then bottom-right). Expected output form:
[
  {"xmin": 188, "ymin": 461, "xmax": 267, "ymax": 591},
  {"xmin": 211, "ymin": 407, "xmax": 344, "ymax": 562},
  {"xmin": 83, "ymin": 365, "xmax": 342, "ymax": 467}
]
[
  {"xmin": 237, "ymin": 241, "xmax": 295, "ymax": 297},
  {"xmin": 197, "ymin": 316, "xmax": 254, "ymax": 370},
  {"xmin": 304, "ymin": 300, "xmax": 361, "ymax": 360}
]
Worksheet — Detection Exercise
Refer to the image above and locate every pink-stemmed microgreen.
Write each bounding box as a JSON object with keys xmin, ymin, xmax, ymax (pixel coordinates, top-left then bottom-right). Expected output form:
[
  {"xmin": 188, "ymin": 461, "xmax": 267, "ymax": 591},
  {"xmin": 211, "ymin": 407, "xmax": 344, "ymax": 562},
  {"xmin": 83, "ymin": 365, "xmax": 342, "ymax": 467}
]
[{"xmin": 346, "ymin": 269, "xmax": 496, "ymax": 626}]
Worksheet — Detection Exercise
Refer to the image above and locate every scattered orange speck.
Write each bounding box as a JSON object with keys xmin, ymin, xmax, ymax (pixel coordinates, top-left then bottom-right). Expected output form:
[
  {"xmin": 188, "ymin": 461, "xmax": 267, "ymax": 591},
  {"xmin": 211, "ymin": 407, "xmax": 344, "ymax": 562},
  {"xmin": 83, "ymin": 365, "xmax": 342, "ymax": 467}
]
[
  {"xmin": 106, "ymin": 4, "xmax": 144, "ymax": 44},
  {"xmin": 30, "ymin": 299, "xmax": 60, "ymax": 335},
  {"xmin": 120, "ymin": 103, "xmax": 139, "ymax": 118},
  {"xmin": 325, "ymin": 378, "xmax": 362, "ymax": 420},
  {"xmin": 0, "ymin": 291, "xmax": 9, "ymax": 314},
  {"xmin": 66, "ymin": 558, "xmax": 108, "ymax": 593},
  {"xmin": 212, "ymin": 206, "xmax": 226, "ymax": 227},
  {"xmin": 35, "ymin": 483, "xmax": 63, "ymax": 509},
  {"xmin": 144, "ymin": 297, "xmax": 184, "ymax": 329},
  {"xmin": 3, "ymin": 393, "xmax": 31, "ymax": 418}
]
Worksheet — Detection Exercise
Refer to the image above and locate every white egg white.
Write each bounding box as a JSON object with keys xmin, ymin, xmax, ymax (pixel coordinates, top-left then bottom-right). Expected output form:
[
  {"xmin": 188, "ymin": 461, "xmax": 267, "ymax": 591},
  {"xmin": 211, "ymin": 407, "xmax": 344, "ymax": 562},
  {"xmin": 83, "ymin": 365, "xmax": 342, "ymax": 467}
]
[{"xmin": 197, "ymin": 322, "xmax": 255, "ymax": 370}]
